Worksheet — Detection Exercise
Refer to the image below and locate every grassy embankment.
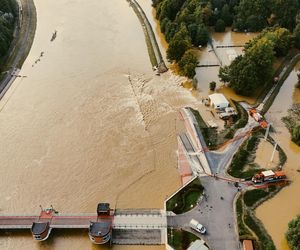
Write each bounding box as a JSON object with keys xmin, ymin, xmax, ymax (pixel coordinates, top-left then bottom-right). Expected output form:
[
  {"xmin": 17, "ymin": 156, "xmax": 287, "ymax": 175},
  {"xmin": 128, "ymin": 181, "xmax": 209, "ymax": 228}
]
[
  {"xmin": 0, "ymin": 0, "xmax": 37, "ymax": 83},
  {"xmin": 258, "ymin": 51, "xmax": 300, "ymax": 114},
  {"xmin": 167, "ymin": 228, "xmax": 199, "ymax": 250},
  {"xmin": 230, "ymin": 131, "xmax": 287, "ymax": 250},
  {"xmin": 128, "ymin": 0, "xmax": 157, "ymax": 67}
]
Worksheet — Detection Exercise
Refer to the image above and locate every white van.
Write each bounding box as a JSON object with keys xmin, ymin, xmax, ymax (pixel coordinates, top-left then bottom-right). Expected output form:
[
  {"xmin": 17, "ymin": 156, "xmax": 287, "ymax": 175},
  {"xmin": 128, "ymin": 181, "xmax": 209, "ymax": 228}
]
[{"xmin": 189, "ymin": 219, "xmax": 206, "ymax": 234}]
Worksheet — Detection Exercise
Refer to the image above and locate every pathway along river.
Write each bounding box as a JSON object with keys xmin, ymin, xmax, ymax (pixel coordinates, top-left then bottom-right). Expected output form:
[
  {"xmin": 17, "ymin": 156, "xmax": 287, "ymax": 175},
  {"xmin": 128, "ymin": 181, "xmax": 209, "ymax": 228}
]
[
  {"xmin": 256, "ymin": 62, "xmax": 300, "ymax": 250},
  {"xmin": 0, "ymin": 0, "xmax": 199, "ymax": 249}
]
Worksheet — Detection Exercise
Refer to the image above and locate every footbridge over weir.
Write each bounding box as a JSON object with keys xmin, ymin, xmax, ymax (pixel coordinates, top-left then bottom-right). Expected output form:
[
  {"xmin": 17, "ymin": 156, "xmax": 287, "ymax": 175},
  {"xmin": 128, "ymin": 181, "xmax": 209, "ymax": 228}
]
[{"xmin": 0, "ymin": 205, "xmax": 168, "ymax": 245}]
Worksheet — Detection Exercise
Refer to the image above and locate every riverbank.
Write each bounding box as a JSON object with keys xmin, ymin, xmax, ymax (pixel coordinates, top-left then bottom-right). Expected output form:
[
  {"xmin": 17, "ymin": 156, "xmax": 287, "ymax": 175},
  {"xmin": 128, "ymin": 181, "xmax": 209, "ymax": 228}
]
[
  {"xmin": 128, "ymin": 0, "xmax": 167, "ymax": 73},
  {"xmin": 256, "ymin": 61, "xmax": 300, "ymax": 249},
  {"xmin": 0, "ymin": 0, "xmax": 37, "ymax": 100}
]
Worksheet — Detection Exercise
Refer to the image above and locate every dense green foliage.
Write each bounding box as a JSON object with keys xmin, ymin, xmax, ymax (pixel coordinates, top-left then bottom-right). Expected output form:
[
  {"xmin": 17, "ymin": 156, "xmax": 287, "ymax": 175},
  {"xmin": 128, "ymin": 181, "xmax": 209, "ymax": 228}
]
[
  {"xmin": 233, "ymin": 0, "xmax": 299, "ymax": 32},
  {"xmin": 178, "ymin": 49, "xmax": 198, "ymax": 78},
  {"xmin": 0, "ymin": 0, "xmax": 16, "ymax": 62},
  {"xmin": 219, "ymin": 27, "xmax": 293, "ymax": 96},
  {"xmin": 282, "ymin": 104, "xmax": 300, "ymax": 146},
  {"xmin": 292, "ymin": 124, "xmax": 300, "ymax": 145},
  {"xmin": 286, "ymin": 215, "xmax": 300, "ymax": 250},
  {"xmin": 154, "ymin": 0, "xmax": 211, "ymax": 78},
  {"xmin": 209, "ymin": 81, "xmax": 216, "ymax": 91},
  {"xmin": 215, "ymin": 19, "xmax": 225, "ymax": 32},
  {"xmin": 243, "ymin": 189, "xmax": 269, "ymax": 207}
]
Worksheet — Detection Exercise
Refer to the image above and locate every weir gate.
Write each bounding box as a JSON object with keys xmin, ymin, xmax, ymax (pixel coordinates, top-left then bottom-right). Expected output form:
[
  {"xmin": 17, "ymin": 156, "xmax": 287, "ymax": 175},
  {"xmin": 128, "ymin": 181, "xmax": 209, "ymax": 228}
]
[{"xmin": 0, "ymin": 203, "xmax": 168, "ymax": 245}]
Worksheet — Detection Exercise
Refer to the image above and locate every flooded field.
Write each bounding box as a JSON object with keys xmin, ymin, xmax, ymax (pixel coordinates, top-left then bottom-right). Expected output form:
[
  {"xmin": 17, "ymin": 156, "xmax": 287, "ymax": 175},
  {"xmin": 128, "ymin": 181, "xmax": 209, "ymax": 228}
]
[
  {"xmin": 196, "ymin": 29, "xmax": 257, "ymax": 100},
  {"xmin": 0, "ymin": 0, "xmax": 198, "ymax": 249},
  {"xmin": 256, "ymin": 62, "xmax": 300, "ymax": 250},
  {"xmin": 254, "ymin": 140, "xmax": 280, "ymax": 169}
]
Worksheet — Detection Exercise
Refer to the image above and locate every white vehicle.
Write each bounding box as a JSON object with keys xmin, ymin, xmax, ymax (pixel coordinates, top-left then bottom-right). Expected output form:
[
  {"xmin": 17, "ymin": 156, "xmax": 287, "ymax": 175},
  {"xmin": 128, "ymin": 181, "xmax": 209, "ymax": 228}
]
[{"xmin": 189, "ymin": 219, "xmax": 206, "ymax": 234}]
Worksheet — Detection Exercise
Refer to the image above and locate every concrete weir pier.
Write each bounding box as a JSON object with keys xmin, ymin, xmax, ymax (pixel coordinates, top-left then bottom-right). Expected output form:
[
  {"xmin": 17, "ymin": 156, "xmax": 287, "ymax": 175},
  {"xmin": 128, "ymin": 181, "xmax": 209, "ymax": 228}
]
[{"xmin": 0, "ymin": 203, "xmax": 167, "ymax": 246}]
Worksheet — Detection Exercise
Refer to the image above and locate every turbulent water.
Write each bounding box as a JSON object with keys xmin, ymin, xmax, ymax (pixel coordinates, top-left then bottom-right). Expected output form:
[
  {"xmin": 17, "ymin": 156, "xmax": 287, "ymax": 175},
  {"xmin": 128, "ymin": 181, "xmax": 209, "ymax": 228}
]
[
  {"xmin": 256, "ymin": 62, "xmax": 300, "ymax": 250},
  {"xmin": 0, "ymin": 0, "xmax": 197, "ymax": 249}
]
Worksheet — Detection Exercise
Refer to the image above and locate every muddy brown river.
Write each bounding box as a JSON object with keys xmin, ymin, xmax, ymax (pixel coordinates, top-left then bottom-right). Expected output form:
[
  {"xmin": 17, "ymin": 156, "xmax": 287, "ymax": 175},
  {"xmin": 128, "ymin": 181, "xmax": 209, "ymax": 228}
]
[
  {"xmin": 256, "ymin": 62, "xmax": 300, "ymax": 250},
  {"xmin": 0, "ymin": 0, "xmax": 197, "ymax": 249},
  {"xmin": 1, "ymin": 0, "xmax": 298, "ymax": 249}
]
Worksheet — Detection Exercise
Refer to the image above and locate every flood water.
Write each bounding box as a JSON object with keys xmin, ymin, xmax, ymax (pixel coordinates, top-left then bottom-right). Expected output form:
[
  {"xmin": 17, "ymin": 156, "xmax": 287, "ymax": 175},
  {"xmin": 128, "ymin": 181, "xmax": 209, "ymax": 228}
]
[
  {"xmin": 256, "ymin": 62, "xmax": 300, "ymax": 250},
  {"xmin": 0, "ymin": 0, "xmax": 198, "ymax": 249},
  {"xmin": 196, "ymin": 29, "xmax": 256, "ymax": 102}
]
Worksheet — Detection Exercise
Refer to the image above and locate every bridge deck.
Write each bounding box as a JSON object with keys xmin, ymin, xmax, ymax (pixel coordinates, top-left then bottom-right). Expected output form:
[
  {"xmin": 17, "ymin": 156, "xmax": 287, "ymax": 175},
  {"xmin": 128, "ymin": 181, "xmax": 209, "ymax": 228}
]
[{"xmin": 0, "ymin": 211, "xmax": 167, "ymax": 230}]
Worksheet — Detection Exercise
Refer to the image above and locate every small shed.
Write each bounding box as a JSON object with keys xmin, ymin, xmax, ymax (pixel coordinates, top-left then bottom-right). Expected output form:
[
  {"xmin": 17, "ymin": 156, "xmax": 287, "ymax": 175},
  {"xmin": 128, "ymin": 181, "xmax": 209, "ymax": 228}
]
[
  {"xmin": 208, "ymin": 93, "xmax": 229, "ymax": 109},
  {"xmin": 243, "ymin": 240, "xmax": 254, "ymax": 250}
]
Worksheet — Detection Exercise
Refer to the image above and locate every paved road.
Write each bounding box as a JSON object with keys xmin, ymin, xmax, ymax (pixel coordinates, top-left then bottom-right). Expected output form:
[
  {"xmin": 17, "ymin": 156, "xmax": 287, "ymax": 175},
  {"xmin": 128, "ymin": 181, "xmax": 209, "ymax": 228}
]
[
  {"xmin": 0, "ymin": 0, "xmax": 36, "ymax": 100},
  {"xmin": 168, "ymin": 176, "xmax": 240, "ymax": 250},
  {"xmin": 173, "ymin": 108, "xmax": 260, "ymax": 250}
]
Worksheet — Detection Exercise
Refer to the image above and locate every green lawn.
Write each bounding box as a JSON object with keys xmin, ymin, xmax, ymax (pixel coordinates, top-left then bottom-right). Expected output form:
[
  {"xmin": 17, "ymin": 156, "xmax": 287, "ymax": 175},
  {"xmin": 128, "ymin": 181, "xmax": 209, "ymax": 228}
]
[
  {"xmin": 166, "ymin": 178, "xmax": 203, "ymax": 214},
  {"xmin": 168, "ymin": 228, "xmax": 199, "ymax": 250}
]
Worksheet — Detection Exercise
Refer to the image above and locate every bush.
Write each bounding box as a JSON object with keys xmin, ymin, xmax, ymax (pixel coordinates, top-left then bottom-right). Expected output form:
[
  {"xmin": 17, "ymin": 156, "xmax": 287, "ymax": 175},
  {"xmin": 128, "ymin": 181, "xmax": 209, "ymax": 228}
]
[
  {"xmin": 286, "ymin": 215, "xmax": 300, "ymax": 250},
  {"xmin": 215, "ymin": 19, "xmax": 226, "ymax": 32},
  {"xmin": 246, "ymin": 136, "xmax": 259, "ymax": 152},
  {"xmin": 243, "ymin": 189, "xmax": 269, "ymax": 207},
  {"xmin": 209, "ymin": 81, "xmax": 216, "ymax": 91},
  {"xmin": 178, "ymin": 49, "xmax": 198, "ymax": 78},
  {"xmin": 292, "ymin": 124, "xmax": 300, "ymax": 145}
]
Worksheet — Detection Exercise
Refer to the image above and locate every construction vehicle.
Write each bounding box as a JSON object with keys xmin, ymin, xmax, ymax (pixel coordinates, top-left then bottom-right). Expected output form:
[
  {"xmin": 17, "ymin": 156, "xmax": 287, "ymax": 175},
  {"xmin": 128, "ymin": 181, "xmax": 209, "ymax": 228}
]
[
  {"xmin": 249, "ymin": 108, "xmax": 268, "ymax": 128},
  {"xmin": 252, "ymin": 170, "xmax": 286, "ymax": 184}
]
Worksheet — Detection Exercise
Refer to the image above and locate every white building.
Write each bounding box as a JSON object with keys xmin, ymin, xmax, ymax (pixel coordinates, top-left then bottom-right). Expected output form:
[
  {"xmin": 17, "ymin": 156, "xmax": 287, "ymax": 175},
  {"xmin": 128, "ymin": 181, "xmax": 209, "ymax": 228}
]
[{"xmin": 208, "ymin": 93, "xmax": 229, "ymax": 109}]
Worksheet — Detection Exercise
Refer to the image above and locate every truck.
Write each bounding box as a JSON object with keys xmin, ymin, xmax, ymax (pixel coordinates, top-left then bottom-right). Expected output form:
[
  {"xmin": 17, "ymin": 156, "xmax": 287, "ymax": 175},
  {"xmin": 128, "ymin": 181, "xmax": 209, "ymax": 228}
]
[
  {"xmin": 189, "ymin": 219, "xmax": 206, "ymax": 234},
  {"xmin": 252, "ymin": 170, "xmax": 287, "ymax": 184},
  {"xmin": 249, "ymin": 108, "xmax": 268, "ymax": 128}
]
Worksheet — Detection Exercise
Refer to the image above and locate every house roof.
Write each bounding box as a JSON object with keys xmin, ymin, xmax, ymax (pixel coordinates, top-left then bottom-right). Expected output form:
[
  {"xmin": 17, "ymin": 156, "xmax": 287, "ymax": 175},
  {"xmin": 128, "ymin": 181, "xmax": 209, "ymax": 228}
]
[
  {"xmin": 208, "ymin": 93, "xmax": 229, "ymax": 106},
  {"xmin": 243, "ymin": 240, "xmax": 254, "ymax": 250},
  {"xmin": 187, "ymin": 240, "xmax": 209, "ymax": 250}
]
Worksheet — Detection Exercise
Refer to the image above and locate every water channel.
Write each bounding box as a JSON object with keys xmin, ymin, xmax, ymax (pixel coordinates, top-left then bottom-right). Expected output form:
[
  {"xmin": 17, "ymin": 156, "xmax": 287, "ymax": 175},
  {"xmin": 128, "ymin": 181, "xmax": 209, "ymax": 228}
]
[{"xmin": 256, "ymin": 62, "xmax": 300, "ymax": 250}]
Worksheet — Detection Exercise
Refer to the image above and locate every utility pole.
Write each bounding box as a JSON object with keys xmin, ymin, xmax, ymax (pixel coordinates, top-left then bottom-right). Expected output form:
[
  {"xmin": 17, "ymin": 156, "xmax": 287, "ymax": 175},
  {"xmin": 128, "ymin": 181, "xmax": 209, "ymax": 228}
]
[
  {"xmin": 270, "ymin": 143, "xmax": 278, "ymax": 163},
  {"xmin": 264, "ymin": 122, "xmax": 272, "ymax": 140}
]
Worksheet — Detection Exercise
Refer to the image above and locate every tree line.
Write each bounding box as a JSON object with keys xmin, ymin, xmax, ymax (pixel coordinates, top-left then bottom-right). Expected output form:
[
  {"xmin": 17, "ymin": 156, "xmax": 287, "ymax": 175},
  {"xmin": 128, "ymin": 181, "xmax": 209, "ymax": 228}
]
[
  {"xmin": 219, "ymin": 27, "xmax": 293, "ymax": 95},
  {"xmin": 153, "ymin": 0, "xmax": 300, "ymax": 84},
  {"xmin": 0, "ymin": 0, "xmax": 17, "ymax": 65}
]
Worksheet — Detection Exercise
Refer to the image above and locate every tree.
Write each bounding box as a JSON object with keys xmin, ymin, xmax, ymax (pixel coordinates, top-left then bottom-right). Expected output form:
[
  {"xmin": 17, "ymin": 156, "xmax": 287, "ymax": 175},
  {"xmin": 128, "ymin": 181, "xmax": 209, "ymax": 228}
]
[
  {"xmin": 293, "ymin": 23, "xmax": 300, "ymax": 49},
  {"xmin": 271, "ymin": 0, "xmax": 299, "ymax": 30},
  {"xmin": 221, "ymin": 4, "xmax": 233, "ymax": 26},
  {"xmin": 209, "ymin": 81, "xmax": 216, "ymax": 91},
  {"xmin": 218, "ymin": 36, "xmax": 274, "ymax": 96},
  {"xmin": 233, "ymin": 0, "xmax": 271, "ymax": 32},
  {"xmin": 286, "ymin": 215, "xmax": 300, "ymax": 249},
  {"xmin": 178, "ymin": 49, "xmax": 198, "ymax": 78},
  {"xmin": 215, "ymin": 19, "xmax": 225, "ymax": 32},
  {"xmin": 294, "ymin": 24, "xmax": 300, "ymax": 48},
  {"xmin": 166, "ymin": 26, "xmax": 191, "ymax": 62},
  {"xmin": 291, "ymin": 124, "xmax": 300, "ymax": 145},
  {"xmin": 218, "ymin": 65, "xmax": 230, "ymax": 83}
]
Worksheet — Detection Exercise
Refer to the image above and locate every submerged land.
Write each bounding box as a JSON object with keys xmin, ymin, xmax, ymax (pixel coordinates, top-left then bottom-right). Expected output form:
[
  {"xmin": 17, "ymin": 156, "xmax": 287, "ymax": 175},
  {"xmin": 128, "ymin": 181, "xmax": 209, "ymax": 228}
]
[{"xmin": 0, "ymin": 0, "xmax": 300, "ymax": 250}]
